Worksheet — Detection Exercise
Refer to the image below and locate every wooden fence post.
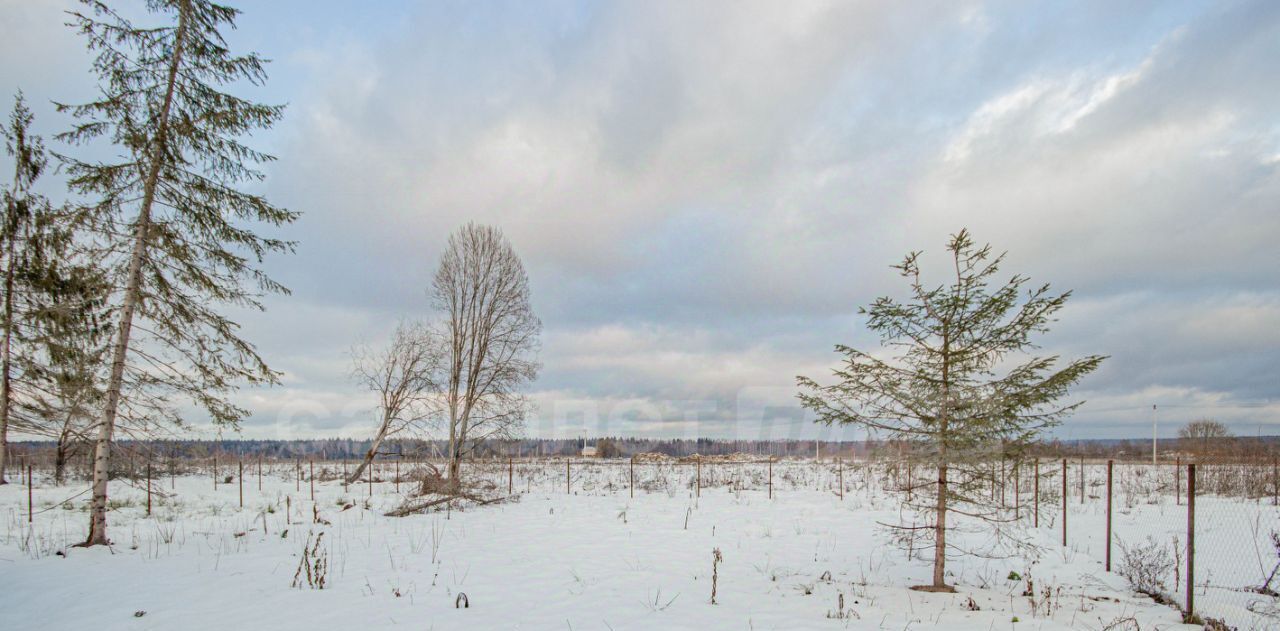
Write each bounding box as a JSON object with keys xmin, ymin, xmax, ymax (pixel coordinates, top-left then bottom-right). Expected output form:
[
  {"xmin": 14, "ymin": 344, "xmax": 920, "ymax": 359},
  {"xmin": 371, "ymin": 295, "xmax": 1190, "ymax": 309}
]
[
  {"xmin": 257, "ymin": 455, "xmax": 262, "ymax": 491},
  {"xmin": 838, "ymin": 458, "xmax": 844, "ymax": 501},
  {"xmin": 768, "ymin": 459, "xmax": 773, "ymax": 499},
  {"xmin": 147, "ymin": 463, "xmax": 153, "ymax": 517},
  {"xmin": 27, "ymin": 462, "xmax": 33, "ymax": 523},
  {"xmin": 1187, "ymin": 463, "xmax": 1196, "ymax": 618},
  {"xmin": 566, "ymin": 458, "xmax": 570, "ymax": 494},
  {"xmin": 295, "ymin": 458, "xmax": 301, "ymax": 492},
  {"xmin": 1105, "ymin": 460, "xmax": 1113, "ymax": 571},
  {"xmin": 696, "ymin": 459, "xmax": 701, "ymax": 498},
  {"xmin": 395, "ymin": 459, "xmax": 401, "ymax": 493},
  {"xmin": 629, "ymin": 456, "xmax": 634, "ymax": 498},
  {"xmin": 213, "ymin": 454, "xmax": 218, "ymax": 490},
  {"xmin": 368, "ymin": 460, "xmax": 373, "ymax": 497},
  {"xmin": 1061, "ymin": 458, "xmax": 1068, "ymax": 547},
  {"xmin": 309, "ymin": 459, "xmax": 315, "ymax": 502},
  {"xmin": 238, "ymin": 460, "xmax": 244, "ymax": 509}
]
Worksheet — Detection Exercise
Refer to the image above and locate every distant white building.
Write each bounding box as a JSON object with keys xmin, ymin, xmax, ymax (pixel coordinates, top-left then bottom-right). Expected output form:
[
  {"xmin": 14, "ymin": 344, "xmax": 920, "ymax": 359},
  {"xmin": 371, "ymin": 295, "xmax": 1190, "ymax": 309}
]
[{"xmin": 579, "ymin": 435, "xmax": 597, "ymax": 457}]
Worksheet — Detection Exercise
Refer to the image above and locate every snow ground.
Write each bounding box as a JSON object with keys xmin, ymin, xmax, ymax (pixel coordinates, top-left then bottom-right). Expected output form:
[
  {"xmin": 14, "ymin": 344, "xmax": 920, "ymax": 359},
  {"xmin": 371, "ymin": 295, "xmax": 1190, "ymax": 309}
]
[{"xmin": 0, "ymin": 460, "xmax": 1242, "ymax": 630}]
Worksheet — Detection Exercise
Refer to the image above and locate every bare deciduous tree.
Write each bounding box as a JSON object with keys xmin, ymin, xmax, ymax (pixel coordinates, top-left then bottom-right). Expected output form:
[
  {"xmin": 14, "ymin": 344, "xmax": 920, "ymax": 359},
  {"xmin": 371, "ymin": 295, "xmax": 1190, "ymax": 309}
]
[
  {"xmin": 432, "ymin": 223, "xmax": 540, "ymax": 486},
  {"xmin": 346, "ymin": 321, "xmax": 443, "ymax": 484},
  {"xmin": 1178, "ymin": 418, "xmax": 1232, "ymax": 456}
]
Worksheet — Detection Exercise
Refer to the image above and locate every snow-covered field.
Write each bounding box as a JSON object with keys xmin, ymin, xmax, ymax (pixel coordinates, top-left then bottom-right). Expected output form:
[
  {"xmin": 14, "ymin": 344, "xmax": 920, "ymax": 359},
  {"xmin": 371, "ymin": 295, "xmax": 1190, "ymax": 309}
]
[{"xmin": 0, "ymin": 459, "xmax": 1269, "ymax": 630}]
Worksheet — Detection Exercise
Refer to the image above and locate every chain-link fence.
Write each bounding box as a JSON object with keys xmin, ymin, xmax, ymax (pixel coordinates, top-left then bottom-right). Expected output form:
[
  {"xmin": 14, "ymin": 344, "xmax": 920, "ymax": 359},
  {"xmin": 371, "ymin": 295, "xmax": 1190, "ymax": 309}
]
[
  {"xmin": 7, "ymin": 447, "xmax": 1279, "ymax": 627},
  {"xmin": 1014, "ymin": 456, "xmax": 1280, "ymax": 630}
]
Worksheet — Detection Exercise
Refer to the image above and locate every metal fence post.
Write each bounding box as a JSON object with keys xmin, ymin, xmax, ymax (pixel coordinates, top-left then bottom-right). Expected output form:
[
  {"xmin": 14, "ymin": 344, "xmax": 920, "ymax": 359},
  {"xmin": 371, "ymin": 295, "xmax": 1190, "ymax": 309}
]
[
  {"xmin": 1105, "ymin": 459, "xmax": 1113, "ymax": 572},
  {"xmin": 838, "ymin": 458, "xmax": 844, "ymax": 501},
  {"xmin": 1000, "ymin": 456, "xmax": 1007, "ymax": 508},
  {"xmin": 1013, "ymin": 461, "xmax": 1020, "ymax": 520},
  {"xmin": 1187, "ymin": 462, "xmax": 1196, "ymax": 618},
  {"xmin": 1062, "ymin": 458, "xmax": 1068, "ymax": 547},
  {"xmin": 1079, "ymin": 455, "xmax": 1085, "ymax": 504},
  {"xmin": 907, "ymin": 460, "xmax": 913, "ymax": 502}
]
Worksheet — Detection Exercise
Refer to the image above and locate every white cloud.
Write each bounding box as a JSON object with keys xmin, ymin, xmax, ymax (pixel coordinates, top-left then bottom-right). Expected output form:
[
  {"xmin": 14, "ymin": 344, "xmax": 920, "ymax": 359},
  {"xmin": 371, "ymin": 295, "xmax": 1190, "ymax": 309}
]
[{"xmin": 4, "ymin": 1, "xmax": 1277, "ymax": 439}]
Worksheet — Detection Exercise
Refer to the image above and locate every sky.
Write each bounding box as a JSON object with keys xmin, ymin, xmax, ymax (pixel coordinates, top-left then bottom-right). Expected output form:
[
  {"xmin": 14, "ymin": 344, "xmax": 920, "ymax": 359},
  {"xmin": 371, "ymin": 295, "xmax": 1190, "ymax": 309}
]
[{"xmin": 1, "ymin": 0, "xmax": 1277, "ymax": 442}]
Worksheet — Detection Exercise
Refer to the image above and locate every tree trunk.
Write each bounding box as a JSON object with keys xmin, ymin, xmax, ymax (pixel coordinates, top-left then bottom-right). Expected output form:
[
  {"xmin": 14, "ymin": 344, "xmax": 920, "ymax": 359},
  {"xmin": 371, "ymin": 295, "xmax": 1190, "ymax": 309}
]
[
  {"xmin": 346, "ymin": 417, "xmax": 389, "ymax": 485},
  {"xmin": 451, "ymin": 413, "xmax": 470, "ymax": 485},
  {"xmin": 55, "ymin": 439, "xmax": 67, "ymax": 486},
  {"xmin": 933, "ymin": 463, "xmax": 948, "ymax": 588},
  {"xmin": 0, "ymin": 174, "xmax": 19, "ymax": 485},
  {"xmin": 446, "ymin": 406, "xmax": 459, "ymax": 483},
  {"xmin": 445, "ymin": 397, "xmax": 468, "ymax": 487},
  {"xmin": 930, "ymin": 326, "xmax": 953, "ymax": 591},
  {"xmin": 83, "ymin": 0, "xmax": 190, "ymax": 547}
]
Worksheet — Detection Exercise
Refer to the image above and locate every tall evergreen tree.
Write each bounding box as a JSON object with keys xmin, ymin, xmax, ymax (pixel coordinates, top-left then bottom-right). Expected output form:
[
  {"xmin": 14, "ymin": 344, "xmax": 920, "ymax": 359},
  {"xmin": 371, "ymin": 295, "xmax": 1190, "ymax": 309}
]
[
  {"xmin": 0, "ymin": 92, "xmax": 53, "ymax": 484},
  {"xmin": 797, "ymin": 229, "xmax": 1105, "ymax": 592},
  {"xmin": 57, "ymin": 0, "xmax": 297, "ymax": 545},
  {"xmin": 21, "ymin": 232, "xmax": 113, "ymax": 485}
]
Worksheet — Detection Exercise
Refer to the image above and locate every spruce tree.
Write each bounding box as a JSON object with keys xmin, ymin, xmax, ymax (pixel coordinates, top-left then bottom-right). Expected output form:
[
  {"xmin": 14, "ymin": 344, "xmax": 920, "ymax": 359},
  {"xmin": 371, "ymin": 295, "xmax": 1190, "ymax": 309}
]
[
  {"xmin": 0, "ymin": 92, "xmax": 53, "ymax": 484},
  {"xmin": 797, "ymin": 229, "xmax": 1105, "ymax": 591},
  {"xmin": 57, "ymin": 0, "xmax": 297, "ymax": 545},
  {"xmin": 21, "ymin": 230, "xmax": 113, "ymax": 485}
]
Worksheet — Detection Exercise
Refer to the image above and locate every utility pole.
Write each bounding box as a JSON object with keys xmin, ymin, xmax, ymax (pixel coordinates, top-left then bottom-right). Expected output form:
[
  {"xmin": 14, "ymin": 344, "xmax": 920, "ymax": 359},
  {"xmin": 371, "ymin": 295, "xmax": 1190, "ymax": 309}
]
[{"xmin": 1152, "ymin": 404, "xmax": 1158, "ymax": 465}]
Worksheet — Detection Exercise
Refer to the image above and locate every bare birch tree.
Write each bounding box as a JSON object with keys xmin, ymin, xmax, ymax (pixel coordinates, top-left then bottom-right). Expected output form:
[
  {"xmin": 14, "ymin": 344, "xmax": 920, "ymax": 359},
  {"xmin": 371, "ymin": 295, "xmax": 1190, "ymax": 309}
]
[
  {"xmin": 345, "ymin": 321, "xmax": 443, "ymax": 484},
  {"xmin": 432, "ymin": 223, "xmax": 539, "ymax": 486}
]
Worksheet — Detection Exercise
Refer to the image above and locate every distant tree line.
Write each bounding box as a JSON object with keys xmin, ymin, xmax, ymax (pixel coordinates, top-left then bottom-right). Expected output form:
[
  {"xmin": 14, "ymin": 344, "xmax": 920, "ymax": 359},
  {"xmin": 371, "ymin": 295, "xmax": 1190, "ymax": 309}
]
[{"xmin": 7, "ymin": 430, "xmax": 1274, "ymax": 473}]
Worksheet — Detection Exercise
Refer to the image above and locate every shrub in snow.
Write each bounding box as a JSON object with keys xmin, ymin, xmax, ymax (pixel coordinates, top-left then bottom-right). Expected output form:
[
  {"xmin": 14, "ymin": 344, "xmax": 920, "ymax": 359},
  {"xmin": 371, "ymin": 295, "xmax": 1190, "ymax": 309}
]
[{"xmin": 1116, "ymin": 536, "xmax": 1174, "ymax": 601}]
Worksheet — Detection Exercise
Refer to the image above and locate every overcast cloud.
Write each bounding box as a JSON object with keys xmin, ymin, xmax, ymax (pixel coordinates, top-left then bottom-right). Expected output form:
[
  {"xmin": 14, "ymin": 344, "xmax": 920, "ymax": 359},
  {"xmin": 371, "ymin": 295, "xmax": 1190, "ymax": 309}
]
[{"xmin": 2, "ymin": 0, "xmax": 1277, "ymax": 440}]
